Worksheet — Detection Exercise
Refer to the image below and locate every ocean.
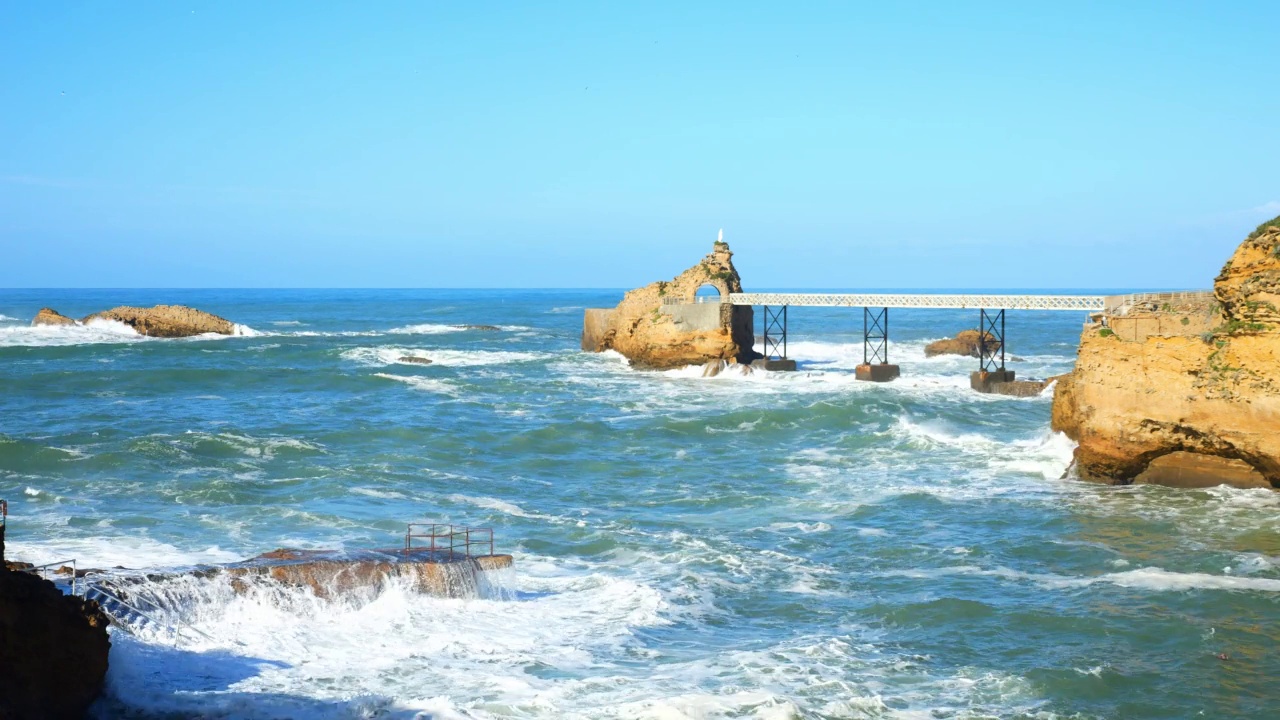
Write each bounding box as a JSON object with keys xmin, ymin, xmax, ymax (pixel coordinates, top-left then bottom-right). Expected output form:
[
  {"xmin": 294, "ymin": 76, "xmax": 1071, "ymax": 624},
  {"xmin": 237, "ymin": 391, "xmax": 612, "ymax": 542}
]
[{"xmin": 1, "ymin": 288, "xmax": 1276, "ymax": 719}]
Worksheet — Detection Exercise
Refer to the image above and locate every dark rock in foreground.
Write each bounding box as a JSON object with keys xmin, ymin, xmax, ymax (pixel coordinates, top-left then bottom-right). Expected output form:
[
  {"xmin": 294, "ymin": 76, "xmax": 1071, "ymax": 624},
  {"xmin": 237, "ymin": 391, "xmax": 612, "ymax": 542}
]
[{"xmin": 0, "ymin": 567, "xmax": 111, "ymax": 719}]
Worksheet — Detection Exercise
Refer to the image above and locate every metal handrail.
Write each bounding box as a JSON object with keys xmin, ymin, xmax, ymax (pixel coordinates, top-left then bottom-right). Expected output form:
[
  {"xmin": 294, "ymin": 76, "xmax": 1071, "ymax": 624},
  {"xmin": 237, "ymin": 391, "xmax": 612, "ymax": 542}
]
[
  {"xmin": 20, "ymin": 559, "xmax": 79, "ymax": 597},
  {"xmin": 83, "ymin": 583, "xmax": 216, "ymax": 642},
  {"xmin": 404, "ymin": 523, "xmax": 495, "ymax": 559}
]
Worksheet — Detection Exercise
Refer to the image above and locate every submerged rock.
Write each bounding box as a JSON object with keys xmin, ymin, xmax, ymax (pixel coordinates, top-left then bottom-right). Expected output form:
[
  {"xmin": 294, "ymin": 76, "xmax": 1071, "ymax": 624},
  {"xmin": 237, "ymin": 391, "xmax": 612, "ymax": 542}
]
[
  {"xmin": 456, "ymin": 324, "xmax": 501, "ymax": 331},
  {"xmin": 398, "ymin": 356, "xmax": 433, "ymax": 365},
  {"xmin": 81, "ymin": 305, "xmax": 236, "ymax": 338},
  {"xmin": 31, "ymin": 308, "xmax": 77, "ymax": 327},
  {"xmin": 925, "ymin": 329, "xmax": 1001, "ymax": 358},
  {"xmin": 0, "ymin": 567, "xmax": 111, "ymax": 719},
  {"xmin": 1051, "ymin": 217, "xmax": 1280, "ymax": 488},
  {"xmin": 581, "ymin": 240, "xmax": 762, "ymax": 369}
]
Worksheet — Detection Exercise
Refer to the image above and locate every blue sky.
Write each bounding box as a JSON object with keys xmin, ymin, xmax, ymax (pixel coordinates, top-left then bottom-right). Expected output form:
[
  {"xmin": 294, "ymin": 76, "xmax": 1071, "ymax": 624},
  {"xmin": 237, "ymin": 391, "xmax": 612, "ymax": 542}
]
[{"xmin": 2, "ymin": 2, "xmax": 1277, "ymax": 289}]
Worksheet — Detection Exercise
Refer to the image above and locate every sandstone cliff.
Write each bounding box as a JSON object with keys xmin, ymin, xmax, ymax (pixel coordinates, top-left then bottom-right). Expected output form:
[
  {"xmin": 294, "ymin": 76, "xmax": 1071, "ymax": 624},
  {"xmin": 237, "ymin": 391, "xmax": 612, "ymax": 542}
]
[
  {"xmin": 582, "ymin": 241, "xmax": 762, "ymax": 369},
  {"xmin": 83, "ymin": 304, "xmax": 236, "ymax": 337},
  {"xmin": 1051, "ymin": 219, "xmax": 1280, "ymax": 488}
]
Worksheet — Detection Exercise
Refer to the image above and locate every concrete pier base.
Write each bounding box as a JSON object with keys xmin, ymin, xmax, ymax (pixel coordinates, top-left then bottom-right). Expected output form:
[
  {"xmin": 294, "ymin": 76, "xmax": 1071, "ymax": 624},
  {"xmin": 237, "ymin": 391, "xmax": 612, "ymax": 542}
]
[
  {"xmin": 752, "ymin": 358, "xmax": 797, "ymax": 372},
  {"xmin": 856, "ymin": 363, "xmax": 900, "ymax": 382},
  {"xmin": 970, "ymin": 370, "xmax": 1053, "ymax": 397},
  {"xmin": 971, "ymin": 369, "xmax": 1015, "ymax": 390}
]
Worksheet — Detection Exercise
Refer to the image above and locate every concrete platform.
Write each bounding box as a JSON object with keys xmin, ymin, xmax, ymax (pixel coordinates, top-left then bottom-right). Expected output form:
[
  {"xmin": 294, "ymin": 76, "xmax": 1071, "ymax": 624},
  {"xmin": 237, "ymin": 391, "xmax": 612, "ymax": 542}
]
[
  {"xmin": 856, "ymin": 363, "xmax": 900, "ymax": 382},
  {"xmin": 751, "ymin": 358, "xmax": 797, "ymax": 371}
]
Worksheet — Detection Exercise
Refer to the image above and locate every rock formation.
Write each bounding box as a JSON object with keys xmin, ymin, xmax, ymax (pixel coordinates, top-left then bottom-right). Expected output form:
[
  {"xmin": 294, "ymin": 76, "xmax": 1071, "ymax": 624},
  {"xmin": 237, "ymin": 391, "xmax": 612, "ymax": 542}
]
[
  {"xmin": 31, "ymin": 308, "xmax": 76, "ymax": 327},
  {"xmin": 82, "ymin": 305, "xmax": 236, "ymax": 337},
  {"xmin": 582, "ymin": 241, "xmax": 762, "ymax": 369},
  {"xmin": 925, "ymin": 329, "xmax": 1001, "ymax": 358},
  {"xmin": 222, "ymin": 548, "xmax": 513, "ymax": 599},
  {"xmin": 398, "ymin": 356, "xmax": 433, "ymax": 365},
  {"xmin": 0, "ymin": 556, "xmax": 111, "ymax": 719},
  {"xmin": 1051, "ymin": 218, "xmax": 1280, "ymax": 488}
]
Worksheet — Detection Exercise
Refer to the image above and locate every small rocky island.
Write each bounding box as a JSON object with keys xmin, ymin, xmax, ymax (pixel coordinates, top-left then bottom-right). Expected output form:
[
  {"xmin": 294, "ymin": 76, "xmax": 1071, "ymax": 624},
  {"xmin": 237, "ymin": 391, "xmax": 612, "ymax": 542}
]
[
  {"xmin": 33, "ymin": 304, "xmax": 238, "ymax": 338},
  {"xmin": 1052, "ymin": 217, "xmax": 1280, "ymax": 488},
  {"xmin": 582, "ymin": 241, "xmax": 762, "ymax": 369}
]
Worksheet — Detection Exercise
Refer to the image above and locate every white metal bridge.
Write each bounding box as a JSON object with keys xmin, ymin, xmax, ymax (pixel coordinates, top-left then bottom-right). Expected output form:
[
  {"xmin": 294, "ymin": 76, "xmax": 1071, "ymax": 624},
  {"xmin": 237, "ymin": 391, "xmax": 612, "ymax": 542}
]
[{"xmin": 727, "ymin": 293, "xmax": 1107, "ymax": 311}]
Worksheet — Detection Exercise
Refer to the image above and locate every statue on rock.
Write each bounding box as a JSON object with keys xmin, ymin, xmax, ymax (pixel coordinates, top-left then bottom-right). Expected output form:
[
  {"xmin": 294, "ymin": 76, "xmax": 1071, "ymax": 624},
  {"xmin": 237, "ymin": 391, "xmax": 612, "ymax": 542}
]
[{"xmin": 581, "ymin": 233, "xmax": 763, "ymax": 369}]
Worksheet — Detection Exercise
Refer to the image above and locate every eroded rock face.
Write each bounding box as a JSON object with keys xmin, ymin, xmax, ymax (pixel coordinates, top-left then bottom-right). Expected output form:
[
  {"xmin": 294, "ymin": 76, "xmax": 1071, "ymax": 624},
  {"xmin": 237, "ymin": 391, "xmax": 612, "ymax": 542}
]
[
  {"xmin": 83, "ymin": 305, "xmax": 236, "ymax": 338},
  {"xmin": 31, "ymin": 308, "xmax": 77, "ymax": 327},
  {"xmin": 1051, "ymin": 217, "xmax": 1280, "ymax": 488},
  {"xmin": 582, "ymin": 242, "xmax": 762, "ymax": 369},
  {"xmin": 925, "ymin": 329, "xmax": 1001, "ymax": 358},
  {"xmin": 0, "ymin": 569, "xmax": 111, "ymax": 719},
  {"xmin": 1215, "ymin": 223, "xmax": 1280, "ymax": 325}
]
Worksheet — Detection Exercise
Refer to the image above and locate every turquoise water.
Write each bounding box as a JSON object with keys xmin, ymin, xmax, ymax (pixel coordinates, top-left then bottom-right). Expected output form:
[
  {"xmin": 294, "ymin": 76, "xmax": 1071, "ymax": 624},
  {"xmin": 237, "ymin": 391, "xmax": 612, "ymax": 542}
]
[{"xmin": 1, "ymin": 289, "xmax": 1276, "ymax": 719}]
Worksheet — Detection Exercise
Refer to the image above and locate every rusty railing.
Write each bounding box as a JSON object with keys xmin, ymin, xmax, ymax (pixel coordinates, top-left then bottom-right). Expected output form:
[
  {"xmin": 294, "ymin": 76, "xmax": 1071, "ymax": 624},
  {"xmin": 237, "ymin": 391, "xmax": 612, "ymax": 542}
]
[{"xmin": 404, "ymin": 523, "xmax": 494, "ymax": 559}]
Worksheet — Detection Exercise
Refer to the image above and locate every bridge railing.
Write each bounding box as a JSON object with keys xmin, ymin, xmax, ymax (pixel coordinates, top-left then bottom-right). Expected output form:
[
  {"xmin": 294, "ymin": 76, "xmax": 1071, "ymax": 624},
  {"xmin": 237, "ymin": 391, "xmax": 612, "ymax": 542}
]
[
  {"xmin": 1103, "ymin": 291, "xmax": 1215, "ymax": 315},
  {"xmin": 727, "ymin": 293, "xmax": 1108, "ymax": 311}
]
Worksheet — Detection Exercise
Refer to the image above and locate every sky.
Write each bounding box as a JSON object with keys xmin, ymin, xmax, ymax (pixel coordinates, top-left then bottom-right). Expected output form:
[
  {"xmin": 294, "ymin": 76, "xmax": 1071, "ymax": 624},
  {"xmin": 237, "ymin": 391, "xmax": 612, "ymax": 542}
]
[{"xmin": 2, "ymin": 2, "xmax": 1278, "ymax": 289}]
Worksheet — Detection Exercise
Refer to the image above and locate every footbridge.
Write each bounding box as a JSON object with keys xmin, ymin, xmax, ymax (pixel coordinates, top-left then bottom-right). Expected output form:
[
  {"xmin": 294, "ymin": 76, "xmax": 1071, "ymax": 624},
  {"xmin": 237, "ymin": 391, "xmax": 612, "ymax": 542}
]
[{"xmin": 723, "ymin": 292, "xmax": 1116, "ymax": 384}]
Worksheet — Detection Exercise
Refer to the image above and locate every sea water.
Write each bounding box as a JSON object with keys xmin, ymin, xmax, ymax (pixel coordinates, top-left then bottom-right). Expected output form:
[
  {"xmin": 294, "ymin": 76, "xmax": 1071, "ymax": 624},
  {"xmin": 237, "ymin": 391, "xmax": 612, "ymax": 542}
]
[{"xmin": 0, "ymin": 289, "xmax": 1276, "ymax": 719}]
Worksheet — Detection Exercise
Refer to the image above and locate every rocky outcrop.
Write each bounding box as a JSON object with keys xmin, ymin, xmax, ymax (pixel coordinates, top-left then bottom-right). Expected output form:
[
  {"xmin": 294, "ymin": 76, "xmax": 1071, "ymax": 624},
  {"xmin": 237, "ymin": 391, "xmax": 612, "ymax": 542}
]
[
  {"xmin": 398, "ymin": 356, "xmax": 433, "ymax": 365},
  {"xmin": 1051, "ymin": 218, "xmax": 1280, "ymax": 488},
  {"xmin": 582, "ymin": 241, "xmax": 762, "ymax": 369},
  {"xmin": 0, "ymin": 567, "xmax": 111, "ymax": 719},
  {"xmin": 31, "ymin": 308, "xmax": 77, "ymax": 327},
  {"xmin": 925, "ymin": 329, "xmax": 1001, "ymax": 358},
  {"xmin": 1215, "ymin": 219, "xmax": 1280, "ymax": 326},
  {"xmin": 221, "ymin": 548, "xmax": 513, "ymax": 599},
  {"xmin": 82, "ymin": 305, "xmax": 236, "ymax": 337}
]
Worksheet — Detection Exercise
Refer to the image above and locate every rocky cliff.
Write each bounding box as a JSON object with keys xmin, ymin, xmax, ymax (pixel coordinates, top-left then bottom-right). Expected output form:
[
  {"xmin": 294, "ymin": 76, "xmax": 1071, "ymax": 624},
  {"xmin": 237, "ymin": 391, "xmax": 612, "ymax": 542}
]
[
  {"xmin": 0, "ymin": 562, "xmax": 111, "ymax": 719},
  {"xmin": 582, "ymin": 241, "xmax": 762, "ymax": 369},
  {"xmin": 1051, "ymin": 219, "xmax": 1280, "ymax": 488}
]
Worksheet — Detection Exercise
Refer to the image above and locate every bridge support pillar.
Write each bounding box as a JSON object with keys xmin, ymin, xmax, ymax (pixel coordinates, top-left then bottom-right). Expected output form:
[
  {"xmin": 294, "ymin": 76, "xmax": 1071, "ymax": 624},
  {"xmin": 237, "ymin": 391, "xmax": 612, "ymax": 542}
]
[
  {"xmin": 752, "ymin": 305, "xmax": 796, "ymax": 371},
  {"xmin": 856, "ymin": 307, "xmax": 899, "ymax": 382},
  {"xmin": 971, "ymin": 308, "xmax": 1014, "ymax": 393},
  {"xmin": 978, "ymin": 308, "xmax": 1006, "ymax": 373}
]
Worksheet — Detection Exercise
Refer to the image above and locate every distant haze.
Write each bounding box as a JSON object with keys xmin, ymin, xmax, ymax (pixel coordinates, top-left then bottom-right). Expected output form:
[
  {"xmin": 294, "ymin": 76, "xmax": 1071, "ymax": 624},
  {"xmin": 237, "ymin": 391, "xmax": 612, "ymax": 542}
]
[{"xmin": 2, "ymin": 2, "xmax": 1277, "ymax": 289}]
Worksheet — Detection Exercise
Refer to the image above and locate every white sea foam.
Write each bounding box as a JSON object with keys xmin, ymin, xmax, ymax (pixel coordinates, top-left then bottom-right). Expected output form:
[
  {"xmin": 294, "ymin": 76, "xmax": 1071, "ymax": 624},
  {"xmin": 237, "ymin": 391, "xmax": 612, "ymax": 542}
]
[
  {"xmin": 0, "ymin": 313, "xmax": 20, "ymax": 322},
  {"xmin": 883, "ymin": 564, "xmax": 1280, "ymax": 594},
  {"xmin": 0, "ymin": 317, "xmax": 143, "ymax": 347},
  {"xmin": 6, "ymin": 535, "xmax": 243, "ymax": 570},
  {"xmin": 372, "ymin": 373, "xmax": 460, "ymax": 395},
  {"xmin": 179, "ymin": 431, "xmax": 324, "ymax": 459},
  {"xmin": 345, "ymin": 346, "xmax": 552, "ymax": 368},
  {"xmin": 387, "ymin": 323, "xmax": 468, "ymax": 335}
]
